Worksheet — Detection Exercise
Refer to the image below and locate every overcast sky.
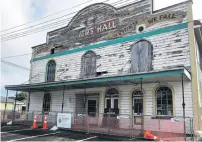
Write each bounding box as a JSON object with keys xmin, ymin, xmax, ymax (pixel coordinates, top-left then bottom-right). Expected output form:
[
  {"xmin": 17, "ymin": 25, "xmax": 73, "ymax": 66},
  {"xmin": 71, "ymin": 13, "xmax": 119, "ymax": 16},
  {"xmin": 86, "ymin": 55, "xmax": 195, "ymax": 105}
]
[{"xmin": 0, "ymin": 0, "xmax": 201, "ymax": 97}]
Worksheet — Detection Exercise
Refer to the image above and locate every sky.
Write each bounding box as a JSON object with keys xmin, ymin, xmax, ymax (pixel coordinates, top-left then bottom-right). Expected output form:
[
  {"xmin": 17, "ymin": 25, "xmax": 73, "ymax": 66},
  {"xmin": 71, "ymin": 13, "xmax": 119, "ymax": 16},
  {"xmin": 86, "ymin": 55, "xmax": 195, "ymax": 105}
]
[{"xmin": 0, "ymin": 0, "xmax": 202, "ymax": 97}]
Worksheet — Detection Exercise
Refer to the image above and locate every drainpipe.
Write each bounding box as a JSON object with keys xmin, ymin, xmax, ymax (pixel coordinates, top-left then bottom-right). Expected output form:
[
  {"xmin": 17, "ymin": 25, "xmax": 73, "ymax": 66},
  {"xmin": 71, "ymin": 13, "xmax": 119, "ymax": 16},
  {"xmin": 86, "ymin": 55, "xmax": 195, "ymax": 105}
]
[
  {"xmin": 3, "ymin": 90, "xmax": 8, "ymax": 122},
  {"xmin": 181, "ymin": 74, "xmax": 186, "ymax": 141}
]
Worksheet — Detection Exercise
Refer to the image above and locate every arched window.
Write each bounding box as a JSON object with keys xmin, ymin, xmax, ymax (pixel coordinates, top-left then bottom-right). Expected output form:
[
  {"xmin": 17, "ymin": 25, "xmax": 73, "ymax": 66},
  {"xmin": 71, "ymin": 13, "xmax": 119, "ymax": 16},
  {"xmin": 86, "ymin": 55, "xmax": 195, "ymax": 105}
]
[
  {"xmin": 43, "ymin": 93, "xmax": 51, "ymax": 112},
  {"xmin": 81, "ymin": 50, "xmax": 96, "ymax": 78},
  {"xmin": 132, "ymin": 90, "xmax": 143, "ymax": 115},
  {"xmin": 104, "ymin": 88, "xmax": 119, "ymax": 114},
  {"xmin": 131, "ymin": 40, "xmax": 153, "ymax": 73},
  {"xmin": 46, "ymin": 60, "xmax": 56, "ymax": 82},
  {"xmin": 156, "ymin": 86, "xmax": 173, "ymax": 116}
]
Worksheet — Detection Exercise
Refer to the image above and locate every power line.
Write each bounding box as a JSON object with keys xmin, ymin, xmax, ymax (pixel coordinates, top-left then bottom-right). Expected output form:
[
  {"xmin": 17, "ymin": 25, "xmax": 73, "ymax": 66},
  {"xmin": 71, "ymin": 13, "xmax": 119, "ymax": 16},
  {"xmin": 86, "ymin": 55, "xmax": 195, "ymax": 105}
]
[
  {"xmin": 0, "ymin": 0, "xmax": 125, "ymax": 39},
  {"xmin": 2, "ymin": 17, "xmax": 202, "ymax": 42},
  {"xmin": 0, "ymin": 0, "xmax": 95, "ymax": 32},
  {"xmin": 0, "ymin": 0, "xmax": 110, "ymax": 36},
  {"xmin": 1, "ymin": 0, "xmax": 136, "ymax": 33},
  {"xmin": 1, "ymin": 60, "xmax": 30, "ymax": 71},
  {"xmin": 0, "ymin": 53, "xmax": 32, "ymax": 59},
  {"xmin": 1, "ymin": 0, "xmax": 201, "ymax": 42},
  {"xmin": 0, "ymin": 68, "xmax": 29, "ymax": 77},
  {"xmin": 0, "ymin": 0, "xmax": 143, "ymax": 42}
]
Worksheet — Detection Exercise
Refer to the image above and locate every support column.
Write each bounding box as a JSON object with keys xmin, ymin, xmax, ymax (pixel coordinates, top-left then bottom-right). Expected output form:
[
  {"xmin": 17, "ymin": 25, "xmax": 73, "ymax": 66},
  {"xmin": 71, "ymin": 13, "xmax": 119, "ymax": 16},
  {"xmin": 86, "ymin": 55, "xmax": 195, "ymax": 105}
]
[
  {"xmin": 12, "ymin": 91, "xmax": 18, "ymax": 122},
  {"xmin": 181, "ymin": 74, "xmax": 186, "ymax": 141},
  {"xmin": 109, "ymin": 81, "xmax": 112, "ymax": 114},
  {"xmin": 27, "ymin": 92, "xmax": 31, "ymax": 120},
  {"xmin": 140, "ymin": 78, "xmax": 144, "ymax": 134},
  {"xmin": 61, "ymin": 86, "xmax": 65, "ymax": 112},
  {"xmin": 3, "ymin": 90, "xmax": 9, "ymax": 122}
]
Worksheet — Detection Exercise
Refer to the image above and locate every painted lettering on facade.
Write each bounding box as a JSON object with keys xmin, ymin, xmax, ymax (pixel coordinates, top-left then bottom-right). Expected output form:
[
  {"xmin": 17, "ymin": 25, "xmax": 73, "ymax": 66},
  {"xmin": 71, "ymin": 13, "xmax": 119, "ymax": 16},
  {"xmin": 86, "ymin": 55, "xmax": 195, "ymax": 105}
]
[
  {"xmin": 78, "ymin": 20, "xmax": 116, "ymax": 38},
  {"xmin": 33, "ymin": 3, "xmax": 186, "ymax": 57}
]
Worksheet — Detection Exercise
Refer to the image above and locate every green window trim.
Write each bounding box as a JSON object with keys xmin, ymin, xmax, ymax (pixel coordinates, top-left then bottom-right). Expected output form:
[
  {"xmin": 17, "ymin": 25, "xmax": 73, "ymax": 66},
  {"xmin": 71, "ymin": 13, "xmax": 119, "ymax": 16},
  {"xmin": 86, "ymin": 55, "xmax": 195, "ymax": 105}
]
[{"xmin": 32, "ymin": 23, "xmax": 188, "ymax": 62}]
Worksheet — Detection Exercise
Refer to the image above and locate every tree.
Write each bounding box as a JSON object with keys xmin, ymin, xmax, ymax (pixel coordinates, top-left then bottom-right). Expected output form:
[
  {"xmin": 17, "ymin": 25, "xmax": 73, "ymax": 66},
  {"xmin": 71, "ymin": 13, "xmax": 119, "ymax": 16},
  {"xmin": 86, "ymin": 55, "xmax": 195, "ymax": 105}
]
[{"xmin": 8, "ymin": 92, "xmax": 27, "ymax": 101}]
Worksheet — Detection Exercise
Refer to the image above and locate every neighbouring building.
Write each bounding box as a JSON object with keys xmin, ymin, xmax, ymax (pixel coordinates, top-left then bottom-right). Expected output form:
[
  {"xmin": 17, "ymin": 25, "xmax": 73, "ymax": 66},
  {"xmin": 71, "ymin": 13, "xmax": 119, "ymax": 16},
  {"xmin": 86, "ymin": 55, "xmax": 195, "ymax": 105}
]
[
  {"xmin": 5, "ymin": 0, "xmax": 202, "ymax": 139},
  {"xmin": 0, "ymin": 96, "xmax": 26, "ymax": 112},
  {"xmin": 1, "ymin": 96, "xmax": 26, "ymax": 121}
]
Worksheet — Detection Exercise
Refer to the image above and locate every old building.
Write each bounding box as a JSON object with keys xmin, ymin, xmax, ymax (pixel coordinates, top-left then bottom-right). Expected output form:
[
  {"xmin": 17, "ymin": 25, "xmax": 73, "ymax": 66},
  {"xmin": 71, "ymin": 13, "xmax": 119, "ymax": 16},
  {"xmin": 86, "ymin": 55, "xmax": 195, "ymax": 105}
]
[{"xmin": 5, "ymin": 0, "xmax": 202, "ymax": 139}]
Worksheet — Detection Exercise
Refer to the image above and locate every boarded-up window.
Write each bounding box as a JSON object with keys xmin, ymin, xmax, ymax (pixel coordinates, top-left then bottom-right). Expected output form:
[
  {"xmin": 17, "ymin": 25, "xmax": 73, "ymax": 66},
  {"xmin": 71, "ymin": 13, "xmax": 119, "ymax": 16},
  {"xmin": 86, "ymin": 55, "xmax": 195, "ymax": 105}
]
[
  {"xmin": 46, "ymin": 60, "xmax": 56, "ymax": 82},
  {"xmin": 131, "ymin": 40, "xmax": 152, "ymax": 73},
  {"xmin": 43, "ymin": 93, "xmax": 51, "ymax": 112},
  {"xmin": 81, "ymin": 50, "xmax": 96, "ymax": 78}
]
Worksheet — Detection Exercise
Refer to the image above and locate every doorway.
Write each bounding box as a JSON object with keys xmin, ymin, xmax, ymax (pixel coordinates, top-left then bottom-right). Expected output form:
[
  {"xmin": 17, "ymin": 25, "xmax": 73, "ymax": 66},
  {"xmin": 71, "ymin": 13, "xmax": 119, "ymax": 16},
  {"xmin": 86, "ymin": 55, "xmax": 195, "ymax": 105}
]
[
  {"xmin": 132, "ymin": 90, "xmax": 143, "ymax": 125},
  {"xmin": 86, "ymin": 96, "xmax": 99, "ymax": 116}
]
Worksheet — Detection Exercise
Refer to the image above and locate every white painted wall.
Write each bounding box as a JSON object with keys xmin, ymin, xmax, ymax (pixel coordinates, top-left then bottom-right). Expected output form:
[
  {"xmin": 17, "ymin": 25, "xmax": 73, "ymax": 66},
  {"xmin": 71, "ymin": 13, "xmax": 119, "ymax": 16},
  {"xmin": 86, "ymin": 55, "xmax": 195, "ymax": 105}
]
[
  {"xmin": 28, "ymin": 81, "xmax": 193, "ymax": 117},
  {"xmin": 30, "ymin": 3, "xmax": 190, "ymax": 84}
]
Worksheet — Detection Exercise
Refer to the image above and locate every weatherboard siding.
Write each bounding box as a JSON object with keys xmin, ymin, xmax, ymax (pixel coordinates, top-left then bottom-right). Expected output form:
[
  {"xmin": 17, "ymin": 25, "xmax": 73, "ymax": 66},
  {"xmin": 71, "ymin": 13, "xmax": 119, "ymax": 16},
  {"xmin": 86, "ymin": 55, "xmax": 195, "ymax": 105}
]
[
  {"xmin": 29, "ymin": 92, "xmax": 44, "ymax": 112},
  {"xmin": 30, "ymin": 2, "xmax": 190, "ymax": 84},
  {"xmin": 28, "ymin": 82, "xmax": 193, "ymax": 117},
  {"xmin": 30, "ymin": 27, "xmax": 190, "ymax": 84}
]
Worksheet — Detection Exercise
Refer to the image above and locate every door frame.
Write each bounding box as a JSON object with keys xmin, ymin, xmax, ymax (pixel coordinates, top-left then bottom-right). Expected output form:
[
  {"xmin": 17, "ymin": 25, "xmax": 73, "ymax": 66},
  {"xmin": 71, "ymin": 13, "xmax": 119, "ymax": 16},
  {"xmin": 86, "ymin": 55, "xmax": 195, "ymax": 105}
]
[{"xmin": 86, "ymin": 95, "xmax": 99, "ymax": 116}]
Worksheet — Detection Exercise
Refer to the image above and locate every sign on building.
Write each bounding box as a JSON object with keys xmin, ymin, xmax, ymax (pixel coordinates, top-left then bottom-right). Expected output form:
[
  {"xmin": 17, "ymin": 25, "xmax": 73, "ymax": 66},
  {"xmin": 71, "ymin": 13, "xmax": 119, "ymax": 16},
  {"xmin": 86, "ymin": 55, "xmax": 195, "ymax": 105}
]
[
  {"xmin": 171, "ymin": 117, "xmax": 184, "ymax": 123},
  {"xmin": 57, "ymin": 113, "xmax": 72, "ymax": 128}
]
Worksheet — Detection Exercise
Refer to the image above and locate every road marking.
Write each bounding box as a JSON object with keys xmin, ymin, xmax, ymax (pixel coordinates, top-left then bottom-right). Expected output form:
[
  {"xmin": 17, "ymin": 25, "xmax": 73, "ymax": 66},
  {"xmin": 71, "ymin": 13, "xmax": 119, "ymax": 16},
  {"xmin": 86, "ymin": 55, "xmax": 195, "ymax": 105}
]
[
  {"xmin": 1, "ymin": 126, "xmax": 20, "ymax": 128},
  {"xmin": 76, "ymin": 136, "xmax": 97, "ymax": 142},
  {"xmin": 7, "ymin": 132, "xmax": 60, "ymax": 142},
  {"xmin": 1, "ymin": 128, "xmax": 32, "ymax": 134}
]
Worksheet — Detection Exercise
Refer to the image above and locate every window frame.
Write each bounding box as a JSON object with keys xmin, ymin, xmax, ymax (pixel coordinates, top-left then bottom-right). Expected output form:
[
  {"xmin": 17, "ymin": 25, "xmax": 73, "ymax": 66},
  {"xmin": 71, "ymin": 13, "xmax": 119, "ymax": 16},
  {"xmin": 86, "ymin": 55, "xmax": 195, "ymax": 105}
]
[
  {"xmin": 42, "ymin": 92, "xmax": 51, "ymax": 113},
  {"xmin": 104, "ymin": 88, "xmax": 120, "ymax": 114},
  {"xmin": 46, "ymin": 60, "xmax": 56, "ymax": 82},
  {"xmin": 81, "ymin": 50, "xmax": 96, "ymax": 78},
  {"xmin": 105, "ymin": 97, "xmax": 119, "ymax": 109},
  {"xmin": 132, "ymin": 90, "xmax": 143, "ymax": 116},
  {"xmin": 155, "ymin": 86, "xmax": 173, "ymax": 116}
]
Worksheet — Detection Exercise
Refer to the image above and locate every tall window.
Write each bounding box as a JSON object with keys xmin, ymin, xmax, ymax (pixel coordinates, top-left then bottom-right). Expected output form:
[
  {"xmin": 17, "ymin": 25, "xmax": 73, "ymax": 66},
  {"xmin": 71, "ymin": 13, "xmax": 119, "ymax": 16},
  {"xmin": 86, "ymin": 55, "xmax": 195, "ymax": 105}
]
[
  {"xmin": 46, "ymin": 60, "xmax": 56, "ymax": 82},
  {"xmin": 81, "ymin": 51, "xmax": 96, "ymax": 78},
  {"xmin": 131, "ymin": 40, "xmax": 153, "ymax": 73},
  {"xmin": 43, "ymin": 93, "xmax": 51, "ymax": 112},
  {"xmin": 132, "ymin": 90, "xmax": 143, "ymax": 115},
  {"xmin": 104, "ymin": 88, "xmax": 119, "ymax": 114},
  {"xmin": 156, "ymin": 86, "xmax": 173, "ymax": 116}
]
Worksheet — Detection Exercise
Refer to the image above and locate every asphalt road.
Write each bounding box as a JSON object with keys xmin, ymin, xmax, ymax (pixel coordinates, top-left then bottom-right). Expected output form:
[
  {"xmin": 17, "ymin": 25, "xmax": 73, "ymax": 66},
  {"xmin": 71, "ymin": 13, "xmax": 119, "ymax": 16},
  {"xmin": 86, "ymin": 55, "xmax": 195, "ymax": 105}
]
[{"xmin": 1, "ymin": 125, "xmax": 124, "ymax": 141}]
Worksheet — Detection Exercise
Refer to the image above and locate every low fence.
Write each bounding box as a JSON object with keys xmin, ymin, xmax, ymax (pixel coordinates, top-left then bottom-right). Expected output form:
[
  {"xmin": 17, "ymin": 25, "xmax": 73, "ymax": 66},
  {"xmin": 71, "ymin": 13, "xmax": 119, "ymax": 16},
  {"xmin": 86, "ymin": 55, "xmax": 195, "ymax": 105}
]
[
  {"xmin": 1, "ymin": 110, "xmax": 27, "ymax": 123},
  {"xmin": 4, "ymin": 110, "xmax": 200, "ymax": 141}
]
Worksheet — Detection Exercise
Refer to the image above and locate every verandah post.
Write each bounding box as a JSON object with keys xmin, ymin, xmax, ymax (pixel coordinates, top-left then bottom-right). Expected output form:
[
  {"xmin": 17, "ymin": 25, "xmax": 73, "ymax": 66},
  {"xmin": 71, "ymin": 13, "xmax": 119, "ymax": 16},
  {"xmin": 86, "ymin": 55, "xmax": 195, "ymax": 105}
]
[
  {"xmin": 27, "ymin": 92, "xmax": 31, "ymax": 120},
  {"xmin": 140, "ymin": 78, "xmax": 144, "ymax": 135},
  {"xmin": 3, "ymin": 89, "xmax": 9, "ymax": 122},
  {"xmin": 61, "ymin": 86, "xmax": 65, "ymax": 112},
  {"xmin": 12, "ymin": 91, "xmax": 18, "ymax": 122},
  {"xmin": 181, "ymin": 74, "xmax": 186, "ymax": 141}
]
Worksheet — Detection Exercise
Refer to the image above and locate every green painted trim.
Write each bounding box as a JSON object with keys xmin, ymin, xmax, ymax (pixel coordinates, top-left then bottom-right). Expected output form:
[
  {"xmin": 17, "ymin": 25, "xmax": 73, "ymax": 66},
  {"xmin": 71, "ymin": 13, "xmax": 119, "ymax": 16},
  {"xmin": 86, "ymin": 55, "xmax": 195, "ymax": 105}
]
[
  {"xmin": 7, "ymin": 69, "xmax": 185, "ymax": 90},
  {"xmin": 32, "ymin": 23, "xmax": 188, "ymax": 62}
]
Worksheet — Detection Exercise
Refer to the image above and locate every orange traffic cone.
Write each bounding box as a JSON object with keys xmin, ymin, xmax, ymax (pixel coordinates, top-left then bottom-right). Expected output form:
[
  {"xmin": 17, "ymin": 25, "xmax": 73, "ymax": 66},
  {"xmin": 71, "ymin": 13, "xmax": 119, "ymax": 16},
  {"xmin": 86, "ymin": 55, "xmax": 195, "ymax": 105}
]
[
  {"xmin": 144, "ymin": 130, "xmax": 159, "ymax": 141},
  {"xmin": 42, "ymin": 116, "xmax": 48, "ymax": 129},
  {"xmin": 32, "ymin": 115, "xmax": 37, "ymax": 128}
]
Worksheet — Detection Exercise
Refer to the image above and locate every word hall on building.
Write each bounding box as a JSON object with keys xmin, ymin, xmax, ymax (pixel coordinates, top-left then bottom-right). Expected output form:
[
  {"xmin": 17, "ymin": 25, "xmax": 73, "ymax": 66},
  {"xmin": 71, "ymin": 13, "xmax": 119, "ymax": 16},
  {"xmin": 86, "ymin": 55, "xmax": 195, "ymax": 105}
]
[{"xmin": 5, "ymin": 0, "xmax": 202, "ymax": 140}]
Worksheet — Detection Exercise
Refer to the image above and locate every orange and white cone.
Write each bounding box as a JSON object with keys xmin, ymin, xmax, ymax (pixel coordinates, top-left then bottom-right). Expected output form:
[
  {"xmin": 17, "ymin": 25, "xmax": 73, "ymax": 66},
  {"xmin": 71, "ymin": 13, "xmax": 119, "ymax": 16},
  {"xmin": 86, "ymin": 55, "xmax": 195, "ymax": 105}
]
[
  {"xmin": 144, "ymin": 130, "xmax": 159, "ymax": 141},
  {"xmin": 32, "ymin": 115, "xmax": 37, "ymax": 128},
  {"xmin": 42, "ymin": 116, "xmax": 48, "ymax": 129}
]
